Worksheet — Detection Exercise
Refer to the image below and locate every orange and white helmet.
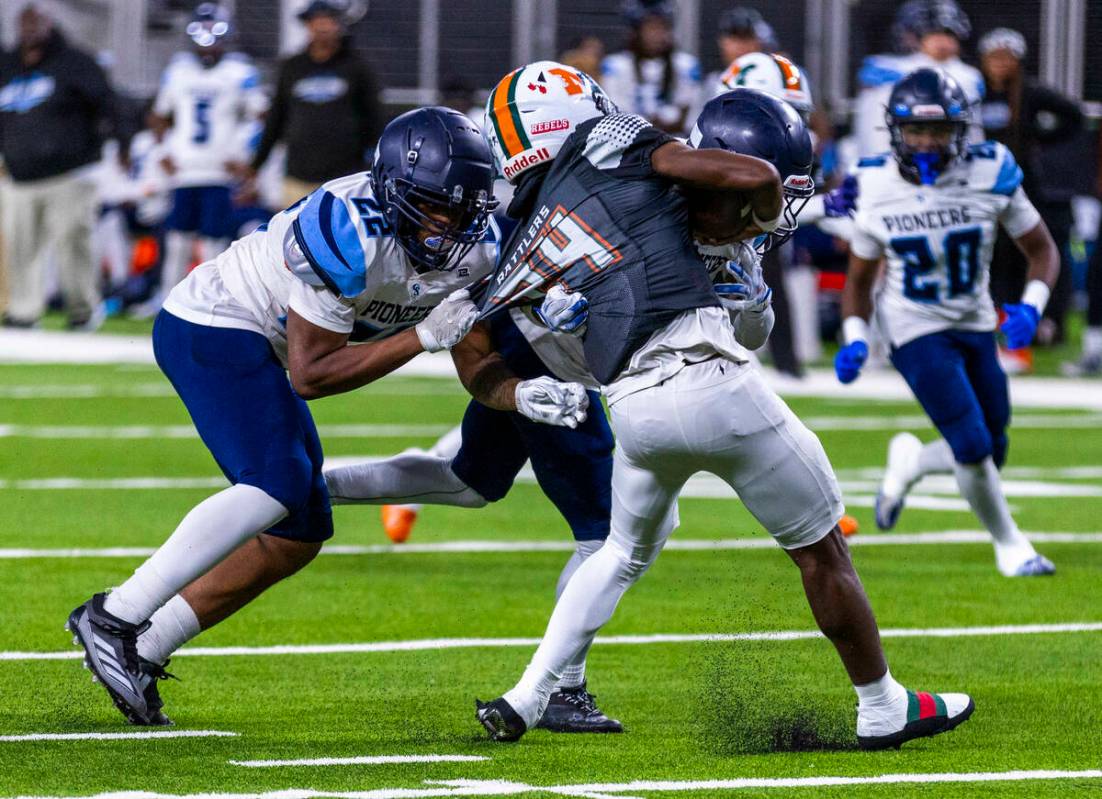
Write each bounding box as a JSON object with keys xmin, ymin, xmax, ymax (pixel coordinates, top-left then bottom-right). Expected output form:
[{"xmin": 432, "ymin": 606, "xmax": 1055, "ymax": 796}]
[
  {"xmin": 717, "ymin": 52, "xmax": 813, "ymax": 115},
  {"xmin": 483, "ymin": 61, "xmax": 617, "ymax": 184}
]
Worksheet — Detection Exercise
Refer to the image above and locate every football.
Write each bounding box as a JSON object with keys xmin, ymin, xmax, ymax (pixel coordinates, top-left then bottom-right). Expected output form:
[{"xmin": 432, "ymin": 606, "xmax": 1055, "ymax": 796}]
[{"xmin": 684, "ymin": 186, "xmax": 754, "ymax": 244}]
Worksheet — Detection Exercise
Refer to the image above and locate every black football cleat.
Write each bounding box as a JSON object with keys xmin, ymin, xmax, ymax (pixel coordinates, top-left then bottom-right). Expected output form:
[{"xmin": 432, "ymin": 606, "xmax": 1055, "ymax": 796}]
[
  {"xmin": 858, "ymin": 691, "xmax": 974, "ymax": 751},
  {"xmin": 136, "ymin": 657, "xmax": 178, "ymax": 726},
  {"xmin": 66, "ymin": 593, "xmax": 156, "ymax": 725},
  {"xmin": 536, "ymin": 682, "xmax": 623, "ymax": 733},
  {"xmin": 475, "ymin": 697, "xmax": 527, "ymax": 742}
]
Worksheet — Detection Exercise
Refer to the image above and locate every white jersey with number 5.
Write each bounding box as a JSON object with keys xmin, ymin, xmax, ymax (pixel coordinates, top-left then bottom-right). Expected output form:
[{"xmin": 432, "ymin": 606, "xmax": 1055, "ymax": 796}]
[
  {"xmin": 849, "ymin": 142, "xmax": 1041, "ymax": 348},
  {"xmin": 153, "ymin": 52, "xmax": 267, "ymax": 188}
]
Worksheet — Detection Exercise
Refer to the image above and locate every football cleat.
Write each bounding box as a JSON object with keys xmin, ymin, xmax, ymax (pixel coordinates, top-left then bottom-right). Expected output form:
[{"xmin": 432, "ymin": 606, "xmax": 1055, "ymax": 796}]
[
  {"xmin": 1061, "ymin": 353, "xmax": 1102, "ymax": 378},
  {"xmin": 380, "ymin": 505, "xmax": 418, "ymax": 544},
  {"xmin": 1006, "ymin": 553, "xmax": 1056, "ymax": 577},
  {"xmin": 67, "ymin": 593, "xmax": 156, "ymax": 725},
  {"xmin": 838, "ymin": 515, "xmax": 859, "ymax": 537},
  {"xmin": 137, "ymin": 658, "xmax": 178, "ymax": 726},
  {"xmin": 858, "ymin": 690, "xmax": 974, "ymax": 751},
  {"xmin": 475, "ymin": 697, "xmax": 527, "ymax": 742},
  {"xmin": 536, "ymin": 682, "xmax": 623, "ymax": 733},
  {"xmin": 875, "ymin": 432, "xmax": 923, "ymax": 530}
]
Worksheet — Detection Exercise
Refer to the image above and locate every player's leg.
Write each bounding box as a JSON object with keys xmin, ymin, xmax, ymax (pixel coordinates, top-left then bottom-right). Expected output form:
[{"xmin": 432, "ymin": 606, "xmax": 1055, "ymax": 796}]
[
  {"xmin": 518, "ymin": 391, "xmax": 621, "ymax": 732},
  {"xmin": 132, "ymin": 188, "xmax": 197, "ymax": 317},
  {"xmin": 68, "ymin": 313, "xmax": 322, "ymax": 723},
  {"xmin": 712, "ymin": 364, "xmax": 973, "ymax": 749},
  {"xmin": 196, "ymin": 185, "xmax": 234, "ymax": 268},
  {"xmin": 1063, "ymin": 240, "xmax": 1102, "ymax": 376},
  {"xmin": 46, "ymin": 173, "xmax": 100, "ymax": 329},
  {"xmin": 1, "ymin": 179, "xmax": 49, "ymax": 325},
  {"xmin": 478, "ymin": 380, "xmax": 694, "ymax": 741},
  {"xmin": 379, "ymin": 426, "xmax": 465, "ymax": 542}
]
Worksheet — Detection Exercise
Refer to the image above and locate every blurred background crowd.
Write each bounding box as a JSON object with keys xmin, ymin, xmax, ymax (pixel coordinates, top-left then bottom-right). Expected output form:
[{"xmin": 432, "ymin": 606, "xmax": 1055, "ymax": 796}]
[{"xmin": 0, "ymin": 0, "xmax": 1099, "ymax": 377}]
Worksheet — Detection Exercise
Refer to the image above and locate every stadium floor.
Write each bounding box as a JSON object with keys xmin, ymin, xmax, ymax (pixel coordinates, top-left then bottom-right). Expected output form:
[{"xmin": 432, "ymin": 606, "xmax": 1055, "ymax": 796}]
[{"xmin": 1, "ymin": 356, "xmax": 1100, "ymax": 797}]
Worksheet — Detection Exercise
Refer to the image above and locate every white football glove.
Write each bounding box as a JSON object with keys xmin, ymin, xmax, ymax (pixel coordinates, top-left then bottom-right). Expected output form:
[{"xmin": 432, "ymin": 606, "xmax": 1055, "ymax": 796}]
[
  {"xmin": 534, "ymin": 284, "xmax": 589, "ymax": 335},
  {"xmin": 515, "ymin": 376, "xmax": 589, "ymax": 428},
  {"xmin": 415, "ymin": 289, "xmax": 479, "ymax": 353},
  {"xmin": 713, "ymin": 242, "xmax": 772, "ymax": 314}
]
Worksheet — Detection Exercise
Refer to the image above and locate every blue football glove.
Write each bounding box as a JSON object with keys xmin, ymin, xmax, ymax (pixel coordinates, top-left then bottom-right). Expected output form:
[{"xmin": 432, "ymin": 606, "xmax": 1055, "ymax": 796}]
[
  {"xmin": 1000, "ymin": 303, "xmax": 1040, "ymax": 350},
  {"xmin": 535, "ymin": 284, "xmax": 589, "ymax": 335},
  {"xmin": 714, "ymin": 243, "xmax": 772, "ymax": 314},
  {"xmin": 823, "ymin": 175, "xmax": 858, "ymax": 218},
  {"xmin": 834, "ymin": 340, "xmax": 869, "ymax": 384}
]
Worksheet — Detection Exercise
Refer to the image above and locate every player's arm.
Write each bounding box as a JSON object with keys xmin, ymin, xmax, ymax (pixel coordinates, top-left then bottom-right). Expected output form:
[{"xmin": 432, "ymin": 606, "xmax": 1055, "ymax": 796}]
[
  {"xmin": 999, "ymin": 220, "xmax": 1060, "ymax": 349},
  {"xmin": 834, "ymin": 252, "xmax": 881, "ymax": 384},
  {"xmin": 286, "ymin": 311, "xmax": 423, "ymax": 399},
  {"xmin": 651, "ymin": 141, "xmax": 782, "ymax": 224}
]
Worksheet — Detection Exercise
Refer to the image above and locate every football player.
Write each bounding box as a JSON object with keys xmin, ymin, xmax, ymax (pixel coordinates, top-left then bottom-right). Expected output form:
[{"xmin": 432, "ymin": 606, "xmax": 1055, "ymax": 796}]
[
  {"xmin": 66, "ymin": 107, "xmax": 588, "ymax": 726},
  {"xmin": 134, "ymin": 3, "xmax": 267, "ymax": 317},
  {"xmin": 472, "ymin": 62, "xmax": 972, "ymax": 750},
  {"xmin": 834, "ymin": 68, "xmax": 1059, "ymax": 577}
]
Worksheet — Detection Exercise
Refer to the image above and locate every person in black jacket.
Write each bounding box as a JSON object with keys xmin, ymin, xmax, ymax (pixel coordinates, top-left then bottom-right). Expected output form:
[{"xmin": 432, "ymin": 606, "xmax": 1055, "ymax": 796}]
[
  {"xmin": 247, "ymin": 0, "xmax": 382, "ymax": 208},
  {"xmin": 0, "ymin": 5, "xmax": 118, "ymax": 328},
  {"xmin": 979, "ymin": 28, "xmax": 1084, "ymax": 345}
]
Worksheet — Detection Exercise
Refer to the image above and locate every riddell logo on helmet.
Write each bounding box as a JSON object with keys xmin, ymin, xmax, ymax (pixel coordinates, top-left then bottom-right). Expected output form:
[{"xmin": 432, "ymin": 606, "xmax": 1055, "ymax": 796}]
[
  {"xmin": 531, "ymin": 119, "xmax": 570, "ymax": 135},
  {"xmin": 784, "ymin": 175, "xmax": 813, "ymax": 191},
  {"xmin": 503, "ymin": 147, "xmax": 552, "ymax": 180}
]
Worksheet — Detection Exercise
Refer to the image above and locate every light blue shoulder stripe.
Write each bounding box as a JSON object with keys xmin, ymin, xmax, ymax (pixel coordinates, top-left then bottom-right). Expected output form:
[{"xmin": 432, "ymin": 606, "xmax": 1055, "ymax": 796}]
[
  {"xmin": 859, "ymin": 57, "xmax": 903, "ymax": 88},
  {"xmin": 293, "ymin": 190, "xmax": 367, "ymax": 297},
  {"xmin": 992, "ymin": 149, "xmax": 1023, "ymax": 196}
]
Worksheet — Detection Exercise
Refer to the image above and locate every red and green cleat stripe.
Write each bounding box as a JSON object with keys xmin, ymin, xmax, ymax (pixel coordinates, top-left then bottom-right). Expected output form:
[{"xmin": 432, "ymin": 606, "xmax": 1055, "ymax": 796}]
[{"xmin": 906, "ymin": 690, "xmax": 948, "ymax": 723}]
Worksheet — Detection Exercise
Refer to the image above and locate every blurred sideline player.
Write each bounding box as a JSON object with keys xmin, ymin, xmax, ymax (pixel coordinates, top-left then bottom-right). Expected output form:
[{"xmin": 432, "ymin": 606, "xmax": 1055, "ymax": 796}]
[
  {"xmin": 134, "ymin": 3, "xmax": 267, "ymax": 317},
  {"xmin": 835, "ymin": 69, "xmax": 1058, "ymax": 577},
  {"xmin": 474, "ymin": 62, "xmax": 972, "ymax": 750},
  {"xmin": 66, "ymin": 107, "xmax": 588, "ymax": 726},
  {"xmin": 853, "ymin": 0, "xmax": 984, "ymax": 158}
]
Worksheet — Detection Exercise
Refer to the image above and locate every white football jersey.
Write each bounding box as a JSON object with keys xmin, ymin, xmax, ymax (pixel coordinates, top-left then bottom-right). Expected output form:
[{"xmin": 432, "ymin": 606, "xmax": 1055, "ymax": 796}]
[
  {"xmin": 850, "ymin": 142, "xmax": 1041, "ymax": 348},
  {"xmin": 153, "ymin": 52, "xmax": 267, "ymax": 188},
  {"xmin": 163, "ymin": 173, "xmax": 501, "ymax": 366},
  {"xmin": 599, "ymin": 51, "xmax": 702, "ymax": 131}
]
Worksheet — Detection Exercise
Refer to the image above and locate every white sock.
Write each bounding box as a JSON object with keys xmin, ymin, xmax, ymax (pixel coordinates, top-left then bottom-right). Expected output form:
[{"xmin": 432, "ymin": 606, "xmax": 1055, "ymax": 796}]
[
  {"xmin": 428, "ymin": 425, "xmax": 464, "ymax": 459},
  {"xmin": 325, "ymin": 452, "xmax": 487, "ymax": 507},
  {"xmin": 504, "ymin": 533, "xmax": 660, "ymax": 726},
  {"xmin": 853, "ymin": 668, "xmax": 906, "ymax": 709},
  {"xmin": 917, "ymin": 439, "xmax": 955, "ymax": 476},
  {"xmin": 554, "ymin": 538, "xmax": 605, "ymax": 690},
  {"xmin": 104, "ymin": 484, "xmax": 287, "ymax": 624},
  {"xmin": 952, "ymin": 457, "xmax": 1035, "ymax": 571},
  {"xmin": 197, "ymin": 237, "xmax": 225, "ymax": 265},
  {"xmin": 1084, "ymin": 327, "xmax": 1102, "ymax": 358},
  {"xmin": 157, "ymin": 231, "xmax": 194, "ymax": 301},
  {"xmin": 136, "ymin": 594, "xmax": 200, "ymax": 665}
]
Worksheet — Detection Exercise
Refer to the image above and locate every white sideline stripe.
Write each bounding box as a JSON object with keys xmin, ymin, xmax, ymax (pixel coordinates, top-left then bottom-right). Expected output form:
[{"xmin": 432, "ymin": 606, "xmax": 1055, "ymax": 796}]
[
  {"xmin": 4, "ymin": 621, "xmax": 1100, "ymax": 662},
  {"xmin": 2, "ymin": 531, "xmax": 1101, "ymax": 560},
  {"xmin": 6, "ymin": 770, "xmax": 1102, "ymax": 798},
  {"xmin": 0, "ymin": 382, "xmax": 463, "ymax": 399},
  {"xmin": 229, "ymin": 754, "xmax": 489, "ymax": 768},
  {"xmin": 0, "ymin": 424, "xmax": 454, "ymax": 439},
  {"xmin": 0, "ymin": 730, "xmax": 236, "ymax": 742}
]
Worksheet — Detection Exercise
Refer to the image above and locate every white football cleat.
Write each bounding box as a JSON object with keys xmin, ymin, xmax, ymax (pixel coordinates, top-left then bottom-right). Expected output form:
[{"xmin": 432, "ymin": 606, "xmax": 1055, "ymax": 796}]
[
  {"xmin": 996, "ymin": 544, "xmax": 1056, "ymax": 577},
  {"xmin": 875, "ymin": 432, "xmax": 923, "ymax": 530},
  {"xmin": 857, "ymin": 688, "xmax": 974, "ymax": 750}
]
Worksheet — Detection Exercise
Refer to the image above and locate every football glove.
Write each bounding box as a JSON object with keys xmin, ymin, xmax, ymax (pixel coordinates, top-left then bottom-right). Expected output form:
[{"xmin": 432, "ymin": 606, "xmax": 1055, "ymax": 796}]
[
  {"xmin": 535, "ymin": 284, "xmax": 589, "ymax": 335},
  {"xmin": 834, "ymin": 340, "xmax": 869, "ymax": 384},
  {"xmin": 415, "ymin": 289, "xmax": 478, "ymax": 353},
  {"xmin": 714, "ymin": 242, "xmax": 772, "ymax": 314},
  {"xmin": 1000, "ymin": 303, "xmax": 1040, "ymax": 350},
  {"xmin": 823, "ymin": 174, "xmax": 859, "ymax": 218},
  {"xmin": 515, "ymin": 376, "xmax": 589, "ymax": 428}
]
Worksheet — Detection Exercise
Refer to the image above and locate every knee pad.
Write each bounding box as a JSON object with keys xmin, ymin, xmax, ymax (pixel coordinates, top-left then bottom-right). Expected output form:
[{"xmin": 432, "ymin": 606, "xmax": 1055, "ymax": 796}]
[
  {"xmin": 606, "ymin": 531, "xmax": 663, "ymax": 582},
  {"xmin": 942, "ymin": 417, "xmax": 994, "ymax": 465}
]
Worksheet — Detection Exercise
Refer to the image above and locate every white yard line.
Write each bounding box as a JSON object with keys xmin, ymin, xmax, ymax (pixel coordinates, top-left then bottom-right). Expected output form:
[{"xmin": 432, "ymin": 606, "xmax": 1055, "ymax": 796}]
[
  {"xmin": 3, "ymin": 622, "xmax": 1100, "ymax": 663},
  {"xmin": 0, "ymin": 730, "xmax": 237, "ymax": 742},
  {"xmin": 2, "ymin": 531, "xmax": 1101, "ymax": 560},
  {"xmin": 0, "ymin": 424, "xmax": 454, "ymax": 439},
  {"xmin": 230, "ymin": 755, "xmax": 489, "ymax": 768},
  {"xmin": 7, "ymin": 770, "xmax": 1102, "ymax": 798},
  {"xmin": 0, "ymin": 382, "xmax": 463, "ymax": 399}
]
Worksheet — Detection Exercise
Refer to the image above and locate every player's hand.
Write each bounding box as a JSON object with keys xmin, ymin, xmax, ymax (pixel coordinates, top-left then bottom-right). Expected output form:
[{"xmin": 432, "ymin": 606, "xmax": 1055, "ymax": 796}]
[
  {"xmin": 1000, "ymin": 303, "xmax": 1040, "ymax": 350},
  {"xmin": 823, "ymin": 175, "xmax": 858, "ymax": 218},
  {"xmin": 515, "ymin": 376, "xmax": 589, "ymax": 428},
  {"xmin": 159, "ymin": 155, "xmax": 177, "ymax": 176},
  {"xmin": 415, "ymin": 289, "xmax": 478, "ymax": 353},
  {"xmin": 534, "ymin": 284, "xmax": 589, "ymax": 335},
  {"xmin": 714, "ymin": 242, "xmax": 771, "ymax": 314},
  {"xmin": 834, "ymin": 340, "xmax": 869, "ymax": 384}
]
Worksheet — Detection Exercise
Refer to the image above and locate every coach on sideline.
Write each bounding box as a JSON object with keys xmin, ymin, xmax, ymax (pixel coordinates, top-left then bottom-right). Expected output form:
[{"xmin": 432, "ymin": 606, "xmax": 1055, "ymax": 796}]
[{"xmin": 247, "ymin": 0, "xmax": 382, "ymax": 208}]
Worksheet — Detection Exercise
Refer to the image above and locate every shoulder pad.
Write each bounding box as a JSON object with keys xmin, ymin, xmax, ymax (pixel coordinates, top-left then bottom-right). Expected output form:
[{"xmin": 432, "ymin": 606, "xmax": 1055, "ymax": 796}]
[
  {"xmin": 858, "ymin": 55, "xmax": 904, "ymax": 88},
  {"xmin": 289, "ymin": 188, "xmax": 370, "ymax": 297},
  {"xmin": 967, "ymin": 141, "xmax": 1022, "ymax": 195}
]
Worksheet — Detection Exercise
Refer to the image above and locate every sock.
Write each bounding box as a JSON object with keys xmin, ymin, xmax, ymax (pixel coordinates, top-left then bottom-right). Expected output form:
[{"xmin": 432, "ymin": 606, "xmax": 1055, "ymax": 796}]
[
  {"xmin": 136, "ymin": 594, "xmax": 200, "ymax": 665},
  {"xmin": 104, "ymin": 484, "xmax": 287, "ymax": 624},
  {"xmin": 554, "ymin": 538, "xmax": 605, "ymax": 690},
  {"xmin": 917, "ymin": 439, "xmax": 955, "ymax": 476},
  {"xmin": 157, "ymin": 231, "xmax": 195, "ymax": 302},
  {"xmin": 853, "ymin": 668, "xmax": 906, "ymax": 708},
  {"xmin": 325, "ymin": 452, "xmax": 487, "ymax": 507},
  {"xmin": 197, "ymin": 236, "xmax": 226, "ymax": 266},
  {"xmin": 952, "ymin": 457, "xmax": 1035, "ymax": 571},
  {"xmin": 1084, "ymin": 327, "xmax": 1102, "ymax": 358},
  {"xmin": 428, "ymin": 425, "xmax": 464, "ymax": 459}
]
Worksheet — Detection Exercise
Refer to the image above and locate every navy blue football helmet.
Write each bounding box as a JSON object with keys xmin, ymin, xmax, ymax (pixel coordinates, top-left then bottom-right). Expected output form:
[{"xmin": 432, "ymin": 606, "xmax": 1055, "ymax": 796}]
[
  {"xmin": 371, "ymin": 106, "xmax": 499, "ymax": 273},
  {"xmin": 895, "ymin": 0, "xmax": 971, "ymax": 42},
  {"xmin": 690, "ymin": 88, "xmax": 815, "ymax": 251},
  {"xmin": 886, "ymin": 68, "xmax": 970, "ymax": 185}
]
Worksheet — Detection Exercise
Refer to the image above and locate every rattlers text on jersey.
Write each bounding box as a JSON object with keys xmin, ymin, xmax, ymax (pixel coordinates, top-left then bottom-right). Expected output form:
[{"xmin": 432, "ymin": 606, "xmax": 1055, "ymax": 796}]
[
  {"xmin": 163, "ymin": 172, "xmax": 500, "ymax": 365},
  {"xmin": 153, "ymin": 52, "xmax": 267, "ymax": 187},
  {"xmin": 850, "ymin": 141, "xmax": 1040, "ymax": 348}
]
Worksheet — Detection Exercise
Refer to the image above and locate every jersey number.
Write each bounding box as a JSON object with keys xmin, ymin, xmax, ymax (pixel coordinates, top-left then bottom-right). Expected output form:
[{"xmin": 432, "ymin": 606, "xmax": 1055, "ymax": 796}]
[
  {"xmin": 533, "ymin": 207, "xmax": 622, "ymax": 283},
  {"xmin": 193, "ymin": 99, "xmax": 211, "ymax": 144},
  {"xmin": 352, "ymin": 197, "xmax": 391, "ymax": 237},
  {"xmin": 892, "ymin": 227, "xmax": 982, "ymax": 303}
]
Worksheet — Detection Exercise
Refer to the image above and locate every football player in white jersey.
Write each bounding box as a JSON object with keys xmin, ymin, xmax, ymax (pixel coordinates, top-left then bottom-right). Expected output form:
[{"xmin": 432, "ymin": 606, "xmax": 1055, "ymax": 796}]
[
  {"xmin": 473, "ymin": 63, "xmax": 973, "ymax": 751},
  {"xmin": 66, "ymin": 107, "xmax": 589, "ymax": 726},
  {"xmin": 136, "ymin": 3, "xmax": 268, "ymax": 317},
  {"xmin": 835, "ymin": 69, "xmax": 1060, "ymax": 577}
]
